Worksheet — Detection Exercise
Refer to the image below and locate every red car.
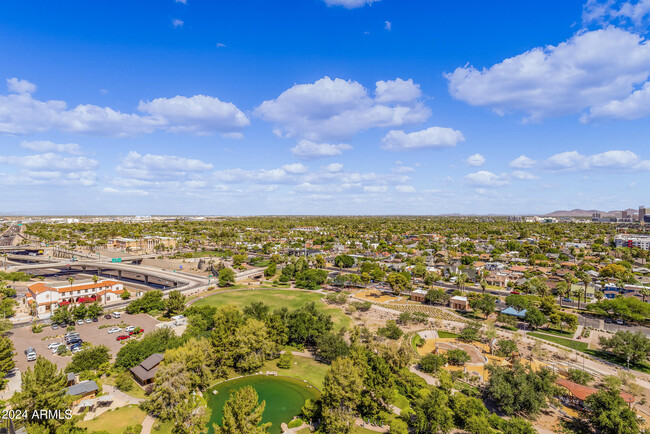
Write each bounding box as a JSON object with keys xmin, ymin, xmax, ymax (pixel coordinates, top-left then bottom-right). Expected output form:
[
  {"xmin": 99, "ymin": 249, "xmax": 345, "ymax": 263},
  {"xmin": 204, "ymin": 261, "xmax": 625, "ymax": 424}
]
[
  {"xmin": 510, "ymin": 291, "xmax": 520, "ymax": 295},
  {"xmin": 129, "ymin": 328, "xmax": 144, "ymax": 336},
  {"xmin": 116, "ymin": 335, "xmax": 130, "ymax": 341}
]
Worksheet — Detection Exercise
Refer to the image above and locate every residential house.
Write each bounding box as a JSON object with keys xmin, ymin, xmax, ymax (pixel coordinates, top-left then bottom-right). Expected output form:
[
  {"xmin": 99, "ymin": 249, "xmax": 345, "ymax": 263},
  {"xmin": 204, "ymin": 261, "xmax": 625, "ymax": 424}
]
[{"xmin": 130, "ymin": 353, "xmax": 164, "ymax": 385}]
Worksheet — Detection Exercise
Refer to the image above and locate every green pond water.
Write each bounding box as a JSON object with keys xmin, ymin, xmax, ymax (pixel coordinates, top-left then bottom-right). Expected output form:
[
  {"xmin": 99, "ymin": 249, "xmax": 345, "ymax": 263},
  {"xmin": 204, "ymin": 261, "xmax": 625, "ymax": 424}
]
[{"xmin": 207, "ymin": 375, "xmax": 320, "ymax": 433}]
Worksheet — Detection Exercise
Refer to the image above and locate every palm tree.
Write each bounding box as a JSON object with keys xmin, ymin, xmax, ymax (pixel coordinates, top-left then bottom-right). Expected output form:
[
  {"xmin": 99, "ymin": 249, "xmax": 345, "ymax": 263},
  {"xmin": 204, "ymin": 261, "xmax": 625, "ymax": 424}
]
[
  {"xmin": 456, "ymin": 273, "xmax": 467, "ymax": 293},
  {"xmin": 556, "ymin": 281, "xmax": 569, "ymax": 308},
  {"xmin": 480, "ymin": 278, "xmax": 487, "ymax": 293},
  {"xmin": 580, "ymin": 274, "xmax": 592, "ymax": 307},
  {"xmin": 92, "ymin": 274, "xmax": 99, "ymax": 285},
  {"xmin": 639, "ymin": 287, "xmax": 650, "ymax": 303},
  {"xmin": 595, "ymin": 290, "xmax": 604, "ymax": 302},
  {"xmin": 574, "ymin": 288, "xmax": 585, "ymax": 310}
]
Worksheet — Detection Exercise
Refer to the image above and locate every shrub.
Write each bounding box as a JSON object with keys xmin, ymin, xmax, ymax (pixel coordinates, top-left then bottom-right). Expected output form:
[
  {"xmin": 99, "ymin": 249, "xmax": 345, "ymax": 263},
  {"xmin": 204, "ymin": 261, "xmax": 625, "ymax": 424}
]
[
  {"xmin": 277, "ymin": 353, "xmax": 293, "ymax": 369},
  {"xmin": 568, "ymin": 368, "xmax": 593, "ymax": 386},
  {"xmin": 446, "ymin": 349, "xmax": 471, "ymax": 366},
  {"xmin": 287, "ymin": 419, "xmax": 303, "ymax": 429},
  {"xmin": 115, "ymin": 371, "xmax": 134, "ymax": 392}
]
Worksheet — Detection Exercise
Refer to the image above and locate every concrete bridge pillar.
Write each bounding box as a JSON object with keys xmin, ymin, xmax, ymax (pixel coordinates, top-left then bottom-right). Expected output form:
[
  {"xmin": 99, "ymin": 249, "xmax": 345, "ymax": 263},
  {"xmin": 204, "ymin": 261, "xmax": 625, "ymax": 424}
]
[
  {"xmin": 144, "ymin": 275, "xmax": 149, "ymax": 285},
  {"xmin": 117, "ymin": 270, "xmax": 122, "ymax": 279}
]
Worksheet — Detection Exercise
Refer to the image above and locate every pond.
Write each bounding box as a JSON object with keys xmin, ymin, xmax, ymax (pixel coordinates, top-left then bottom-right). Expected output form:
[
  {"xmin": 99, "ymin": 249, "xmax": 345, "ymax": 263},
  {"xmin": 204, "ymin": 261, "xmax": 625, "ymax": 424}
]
[{"xmin": 207, "ymin": 375, "xmax": 320, "ymax": 433}]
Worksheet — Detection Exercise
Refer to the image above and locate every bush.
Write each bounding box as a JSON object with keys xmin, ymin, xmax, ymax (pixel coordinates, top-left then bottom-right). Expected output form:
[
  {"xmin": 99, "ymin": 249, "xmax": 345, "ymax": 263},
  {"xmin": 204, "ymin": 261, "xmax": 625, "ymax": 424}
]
[
  {"xmin": 350, "ymin": 301, "xmax": 371, "ymax": 311},
  {"xmin": 66, "ymin": 345, "xmax": 111, "ymax": 373},
  {"xmin": 277, "ymin": 353, "xmax": 293, "ymax": 369},
  {"xmin": 419, "ymin": 353, "xmax": 447, "ymax": 373},
  {"xmin": 568, "ymin": 368, "xmax": 593, "ymax": 386},
  {"xmin": 31, "ymin": 323, "xmax": 43, "ymax": 333},
  {"xmin": 115, "ymin": 371, "xmax": 134, "ymax": 392},
  {"xmin": 325, "ymin": 293, "xmax": 347, "ymax": 305},
  {"xmin": 378, "ymin": 320, "xmax": 403, "ymax": 340},
  {"xmin": 446, "ymin": 349, "xmax": 471, "ymax": 366},
  {"xmin": 122, "ymin": 425, "xmax": 142, "ymax": 434},
  {"xmin": 287, "ymin": 419, "xmax": 303, "ymax": 429}
]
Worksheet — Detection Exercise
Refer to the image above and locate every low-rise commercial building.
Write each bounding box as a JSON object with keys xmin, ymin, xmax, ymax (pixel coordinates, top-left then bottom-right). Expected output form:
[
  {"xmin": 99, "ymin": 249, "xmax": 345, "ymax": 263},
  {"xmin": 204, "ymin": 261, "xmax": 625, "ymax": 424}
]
[{"xmin": 26, "ymin": 279, "xmax": 124, "ymax": 315}]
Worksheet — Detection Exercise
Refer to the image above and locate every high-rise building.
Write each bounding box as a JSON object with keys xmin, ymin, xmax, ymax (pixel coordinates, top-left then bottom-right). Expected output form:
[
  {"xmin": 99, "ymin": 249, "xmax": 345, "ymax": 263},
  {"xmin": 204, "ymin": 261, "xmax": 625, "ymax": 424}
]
[{"xmin": 640, "ymin": 206, "xmax": 647, "ymax": 223}]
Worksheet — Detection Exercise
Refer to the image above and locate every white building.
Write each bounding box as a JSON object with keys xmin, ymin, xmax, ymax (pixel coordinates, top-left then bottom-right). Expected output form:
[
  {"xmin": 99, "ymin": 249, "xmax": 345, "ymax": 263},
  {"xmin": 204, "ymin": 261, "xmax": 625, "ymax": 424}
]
[
  {"xmin": 26, "ymin": 280, "xmax": 125, "ymax": 315},
  {"xmin": 615, "ymin": 235, "xmax": 650, "ymax": 250}
]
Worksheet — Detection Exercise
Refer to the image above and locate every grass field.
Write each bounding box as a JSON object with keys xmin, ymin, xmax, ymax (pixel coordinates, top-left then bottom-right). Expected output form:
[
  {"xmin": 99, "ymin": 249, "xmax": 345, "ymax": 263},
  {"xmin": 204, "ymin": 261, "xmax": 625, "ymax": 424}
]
[
  {"xmin": 78, "ymin": 405, "xmax": 146, "ymax": 433},
  {"xmin": 527, "ymin": 332, "xmax": 589, "ymax": 351},
  {"xmin": 537, "ymin": 327, "xmax": 575, "ymax": 338},
  {"xmin": 192, "ymin": 289, "xmax": 352, "ymax": 330},
  {"xmin": 260, "ymin": 355, "xmax": 329, "ymax": 389},
  {"xmin": 438, "ymin": 331, "xmax": 460, "ymax": 338}
]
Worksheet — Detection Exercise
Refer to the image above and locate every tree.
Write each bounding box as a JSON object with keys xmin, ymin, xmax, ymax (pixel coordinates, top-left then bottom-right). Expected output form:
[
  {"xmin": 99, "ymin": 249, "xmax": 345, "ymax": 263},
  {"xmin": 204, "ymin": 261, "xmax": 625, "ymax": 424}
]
[
  {"xmin": 65, "ymin": 345, "xmax": 110, "ymax": 373},
  {"xmin": 165, "ymin": 290, "xmax": 186, "ymax": 317},
  {"xmin": 524, "ymin": 307, "xmax": 546, "ymax": 330},
  {"xmin": 142, "ymin": 362, "xmax": 192, "ymax": 421},
  {"xmin": 446, "ymin": 349, "xmax": 471, "ymax": 365},
  {"xmin": 263, "ymin": 262, "xmax": 276, "ymax": 278},
  {"xmin": 599, "ymin": 331, "xmax": 650, "ymax": 365},
  {"xmin": 385, "ymin": 272, "xmax": 409, "ymax": 295},
  {"xmin": 218, "ymin": 268, "xmax": 236, "ymax": 287},
  {"xmin": 585, "ymin": 389, "xmax": 639, "ymax": 434},
  {"xmin": 126, "ymin": 289, "xmax": 165, "ymax": 314},
  {"xmin": 378, "ymin": 320, "xmax": 403, "ymax": 340},
  {"xmin": 556, "ymin": 281, "xmax": 569, "ymax": 307},
  {"xmin": 10, "ymin": 357, "xmax": 71, "ymax": 430},
  {"xmin": 334, "ymin": 255, "xmax": 355, "ymax": 269},
  {"xmin": 86, "ymin": 302, "xmax": 103, "ymax": 319},
  {"xmin": 459, "ymin": 322, "xmax": 482, "ymax": 343},
  {"xmin": 496, "ymin": 339, "xmax": 518, "ymax": 357},
  {"xmin": 164, "ymin": 338, "xmax": 214, "ymax": 390},
  {"xmin": 295, "ymin": 269, "xmax": 328, "ymax": 290},
  {"xmin": 485, "ymin": 363, "xmax": 558, "ymax": 417},
  {"xmin": 320, "ymin": 358, "xmax": 363, "ymax": 434},
  {"xmin": 277, "ymin": 352, "xmax": 293, "ymax": 369},
  {"xmin": 0, "ymin": 336, "xmax": 14, "ymax": 389},
  {"xmin": 469, "ymin": 294, "xmax": 496, "ymax": 318},
  {"xmin": 567, "ymin": 368, "xmax": 593, "ymax": 386},
  {"xmin": 505, "ymin": 294, "xmax": 531, "ymax": 311},
  {"xmin": 425, "ymin": 289, "xmax": 449, "ymax": 305},
  {"xmin": 232, "ymin": 254, "xmax": 247, "ymax": 267},
  {"xmin": 410, "ymin": 387, "xmax": 454, "ymax": 434},
  {"xmin": 419, "ymin": 353, "xmax": 447, "ymax": 373},
  {"xmin": 316, "ymin": 332, "xmax": 350, "ymax": 362}
]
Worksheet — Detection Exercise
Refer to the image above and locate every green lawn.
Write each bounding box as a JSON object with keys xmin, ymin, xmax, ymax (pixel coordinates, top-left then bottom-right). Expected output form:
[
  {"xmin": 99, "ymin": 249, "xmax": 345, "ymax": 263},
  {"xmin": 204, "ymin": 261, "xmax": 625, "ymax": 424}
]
[
  {"xmin": 78, "ymin": 405, "xmax": 146, "ymax": 433},
  {"xmin": 537, "ymin": 327, "xmax": 575, "ymax": 338},
  {"xmin": 527, "ymin": 332, "xmax": 589, "ymax": 351},
  {"xmin": 437, "ymin": 331, "xmax": 460, "ymax": 338},
  {"xmin": 152, "ymin": 419, "xmax": 174, "ymax": 434},
  {"xmin": 261, "ymin": 355, "xmax": 329, "ymax": 389},
  {"xmin": 192, "ymin": 289, "xmax": 352, "ymax": 330}
]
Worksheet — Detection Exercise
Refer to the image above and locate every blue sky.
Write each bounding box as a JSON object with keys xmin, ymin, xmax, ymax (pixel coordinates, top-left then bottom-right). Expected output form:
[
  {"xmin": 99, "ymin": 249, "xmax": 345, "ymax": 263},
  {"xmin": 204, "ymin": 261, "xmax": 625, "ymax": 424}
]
[{"xmin": 1, "ymin": 0, "xmax": 650, "ymax": 215}]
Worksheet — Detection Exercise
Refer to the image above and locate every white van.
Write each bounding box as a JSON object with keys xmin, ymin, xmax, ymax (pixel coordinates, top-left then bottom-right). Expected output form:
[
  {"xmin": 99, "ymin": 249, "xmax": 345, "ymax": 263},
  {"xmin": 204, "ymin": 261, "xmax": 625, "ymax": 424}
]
[{"xmin": 112, "ymin": 312, "xmax": 121, "ymax": 319}]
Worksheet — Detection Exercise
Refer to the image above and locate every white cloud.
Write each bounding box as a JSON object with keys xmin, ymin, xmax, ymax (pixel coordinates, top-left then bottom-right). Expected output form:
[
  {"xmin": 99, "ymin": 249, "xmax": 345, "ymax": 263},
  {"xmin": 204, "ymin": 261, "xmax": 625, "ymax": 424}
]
[
  {"xmin": 138, "ymin": 95, "xmax": 249, "ymax": 135},
  {"xmin": 281, "ymin": 163, "xmax": 308, "ymax": 174},
  {"xmin": 323, "ymin": 0, "xmax": 379, "ymax": 8},
  {"xmin": 583, "ymin": 0, "xmax": 650, "ymax": 28},
  {"xmin": 511, "ymin": 170, "xmax": 539, "ymax": 180},
  {"xmin": 464, "ymin": 171, "xmax": 509, "ymax": 188},
  {"xmin": 256, "ymin": 76, "xmax": 430, "ymax": 141},
  {"xmin": 175, "ymin": 0, "xmax": 188, "ymax": 4},
  {"xmin": 392, "ymin": 165, "xmax": 415, "ymax": 173},
  {"xmin": 381, "ymin": 126, "xmax": 465, "ymax": 151},
  {"xmin": 395, "ymin": 185, "xmax": 416, "ymax": 193},
  {"xmin": 323, "ymin": 163, "xmax": 344, "ymax": 173},
  {"xmin": 172, "ymin": 19, "xmax": 184, "ymax": 27},
  {"xmin": 0, "ymin": 79, "xmax": 249, "ymax": 136},
  {"xmin": 290, "ymin": 139, "xmax": 352, "ymax": 159},
  {"xmin": 0, "ymin": 153, "xmax": 98, "ymax": 171},
  {"xmin": 214, "ymin": 168, "xmax": 294, "ymax": 185},
  {"xmin": 6, "ymin": 78, "xmax": 36, "ymax": 94},
  {"xmin": 102, "ymin": 187, "xmax": 149, "ymax": 196},
  {"xmin": 116, "ymin": 151, "xmax": 213, "ymax": 180},
  {"xmin": 364, "ymin": 185, "xmax": 388, "ymax": 193},
  {"xmin": 216, "ymin": 42, "xmax": 226, "ymax": 48},
  {"xmin": 20, "ymin": 140, "xmax": 82, "ymax": 155},
  {"xmin": 465, "ymin": 153, "xmax": 486, "ymax": 167},
  {"xmin": 509, "ymin": 155, "xmax": 536, "ymax": 168},
  {"xmin": 384, "ymin": 21, "xmax": 392, "ymax": 31},
  {"xmin": 446, "ymin": 28, "xmax": 650, "ymax": 121},
  {"xmin": 374, "ymin": 78, "xmax": 421, "ymax": 103},
  {"xmin": 583, "ymin": 81, "xmax": 650, "ymax": 121},
  {"xmin": 545, "ymin": 149, "xmax": 648, "ymax": 170}
]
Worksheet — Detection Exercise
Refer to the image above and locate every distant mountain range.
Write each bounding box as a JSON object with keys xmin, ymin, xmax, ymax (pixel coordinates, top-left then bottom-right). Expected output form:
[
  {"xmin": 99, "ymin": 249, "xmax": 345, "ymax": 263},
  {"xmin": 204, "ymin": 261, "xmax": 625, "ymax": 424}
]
[{"xmin": 545, "ymin": 208, "xmax": 637, "ymax": 217}]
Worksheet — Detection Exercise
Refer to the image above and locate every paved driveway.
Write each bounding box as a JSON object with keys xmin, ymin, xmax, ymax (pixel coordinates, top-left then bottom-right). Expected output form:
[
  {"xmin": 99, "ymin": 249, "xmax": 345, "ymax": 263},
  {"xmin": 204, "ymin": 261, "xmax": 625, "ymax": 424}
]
[{"xmin": 10, "ymin": 313, "xmax": 161, "ymax": 372}]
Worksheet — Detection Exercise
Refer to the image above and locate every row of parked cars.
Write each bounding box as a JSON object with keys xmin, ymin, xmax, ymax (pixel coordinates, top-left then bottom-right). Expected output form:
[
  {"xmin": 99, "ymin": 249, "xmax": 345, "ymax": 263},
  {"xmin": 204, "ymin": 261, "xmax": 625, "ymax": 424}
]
[
  {"xmin": 109, "ymin": 326, "xmax": 144, "ymax": 341},
  {"xmin": 50, "ymin": 312, "xmax": 122, "ymax": 330}
]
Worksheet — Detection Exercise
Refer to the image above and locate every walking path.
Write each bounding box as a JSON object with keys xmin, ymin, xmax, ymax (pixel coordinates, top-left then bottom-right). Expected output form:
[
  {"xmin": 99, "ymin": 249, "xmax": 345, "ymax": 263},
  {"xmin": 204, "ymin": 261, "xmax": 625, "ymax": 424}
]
[
  {"xmin": 102, "ymin": 385, "xmax": 144, "ymax": 405},
  {"xmin": 141, "ymin": 416, "xmax": 155, "ymax": 434}
]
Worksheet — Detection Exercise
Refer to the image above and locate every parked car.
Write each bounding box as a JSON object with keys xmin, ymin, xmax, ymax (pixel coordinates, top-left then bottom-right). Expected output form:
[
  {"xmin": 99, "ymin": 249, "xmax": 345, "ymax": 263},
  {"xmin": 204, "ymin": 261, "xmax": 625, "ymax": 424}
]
[
  {"xmin": 84, "ymin": 318, "xmax": 92, "ymax": 324},
  {"xmin": 67, "ymin": 338, "xmax": 82, "ymax": 346},
  {"xmin": 510, "ymin": 291, "xmax": 520, "ymax": 295},
  {"xmin": 25, "ymin": 347, "xmax": 36, "ymax": 361},
  {"xmin": 76, "ymin": 319, "xmax": 84, "ymax": 325},
  {"xmin": 562, "ymin": 297, "xmax": 572, "ymax": 302},
  {"xmin": 47, "ymin": 342, "xmax": 62, "ymax": 350},
  {"xmin": 108, "ymin": 327, "xmax": 121, "ymax": 334},
  {"xmin": 129, "ymin": 328, "xmax": 144, "ymax": 336},
  {"xmin": 124, "ymin": 326, "xmax": 135, "ymax": 333},
  {"xmin": 112, "ymin": 312, "xmax": 122, "ymax": 319},
  {"xmin": 116, "ymin": 335, "xmax": 129, "ymax": 341},
  {"xmin": 71, "ymin": 347, "xmax": 82, "ymax": 353},
  {"xmin": 616, "ymin": 319, "xmax": 625, "ymax": 325},
  {"xmin": 104, "ymin": 314, "xmax": 112, "ymax": 320},
  {"xmin": 51, "ymin": 323, "xmax": 59, "ymax": 330},
  {"xmin": 605, "ymin": 318, "xmax": 613, "ymax": 323},
  {"xmin": 92, "ymin": 317, "xmax": 98, "ymax": 322}
]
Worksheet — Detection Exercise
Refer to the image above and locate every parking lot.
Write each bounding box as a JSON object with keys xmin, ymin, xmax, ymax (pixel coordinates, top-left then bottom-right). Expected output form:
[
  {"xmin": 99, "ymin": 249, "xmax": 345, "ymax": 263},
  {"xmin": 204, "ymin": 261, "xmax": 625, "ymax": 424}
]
[{"xmin": 10, "ymin": 313, "xmax": 161, "ymax": 372}]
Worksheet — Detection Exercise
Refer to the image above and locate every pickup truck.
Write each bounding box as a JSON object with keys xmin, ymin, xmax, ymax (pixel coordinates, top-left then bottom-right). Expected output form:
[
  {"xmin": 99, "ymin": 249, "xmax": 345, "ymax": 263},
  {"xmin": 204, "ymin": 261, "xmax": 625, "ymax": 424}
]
[{"xmin": 24, "ymin": 347, "xmax": 36, "ymax": 362}]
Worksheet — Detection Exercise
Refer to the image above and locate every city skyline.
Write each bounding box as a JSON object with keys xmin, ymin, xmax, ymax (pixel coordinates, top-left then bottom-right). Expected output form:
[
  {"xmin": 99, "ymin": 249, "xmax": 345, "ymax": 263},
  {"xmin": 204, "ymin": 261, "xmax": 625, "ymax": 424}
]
[{"xmin": 1, "ymin": 0, "xmax": 650, "ymax": 215}]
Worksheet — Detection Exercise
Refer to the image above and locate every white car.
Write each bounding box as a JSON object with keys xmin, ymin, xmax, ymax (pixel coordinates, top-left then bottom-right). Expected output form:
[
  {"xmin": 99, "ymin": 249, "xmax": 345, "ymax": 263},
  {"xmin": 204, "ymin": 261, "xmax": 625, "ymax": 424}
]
[
  {"xmin": 108, "ymin": 327, "xmax": 121, "ymax": 334},
  {"xmin": 124, "ymin": 326, "xmax": 135, "ymax": 333},
  {"xmin": 47, "ymin": 342, "xmax": 62, "ymax": 349},
  {"xmin": 71, "ymin": 347, "xmax": 82, "ymax": 353}
]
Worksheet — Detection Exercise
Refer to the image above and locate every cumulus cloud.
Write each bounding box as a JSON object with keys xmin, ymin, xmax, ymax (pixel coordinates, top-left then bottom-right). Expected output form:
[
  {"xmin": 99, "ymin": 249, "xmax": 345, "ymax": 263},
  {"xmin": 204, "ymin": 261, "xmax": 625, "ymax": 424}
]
[
  {"xmin": 509, "ymin": 155, "xmax": 536, "ymax": 168},
  {"xmin": 464, "ymin": 171, "xmax": 509, "ymax": 188},
  {"xmin": 465, "ymin": 153, "xmax": 486, "ymax": 167},
  {"xmin": 323, "ymin": 163, "xmax": 344, "ymax": 173},
  {"xmin": 0, "ymin": 78, "xmax": 249, "ymax": 137},
  {"xmin": 381, "ymin": 126, "xmax": 465, "ymax": 151},
  {"xmin": 323, "ymin": 0, "xmax": 379, "ymax": 8},
  {"xmin": 395, "ymin": 185, "xmax": 415, "ymax": 193},
  {"xmin": 384, "ymin": 21, "xmax": 392, "ymax": 31},
  {"xmin": 6, "ymin": 78, "xmax": 36, "ymax": 94},
  {"xmin": 0, "ymin": 153, "xmax": 98, "ymax": 171},
  {"xmin": 290, "ymin": 140, "xmax": 352, "ymax": 159},
  {"xmin": 281, "ymin": 163, "xmax": 308, "ymax": 174},
  {"xmin": 446, "ymin": 28, "xmax": 650, "ymax": 122},
  {"xmin": 20, "ymin": 140, "xmax": 82, "ymax": 155},
  {"xmin": 583, "ymin": 81, "xmax": 650, "ymax": 121},
  {"xmin": 102, "ymin": 187, "xmax": 149, "ymax": 196},
  {"xmin": 583, "ymin": 0, "xmax": 650, "ymax": 28},
  {"xmin": 172, "ymin": 19, "xmax": 184, "ymax": 27},
  {"xmin": 509, "ymin": 149, "xmax": 650, "ymax": 171},
  {"xmin": 256, "ymin": 76, "xmax": 430, "ymax": 141},
  {"xmin": 511, "ymin": 170, "xmax": 539, "ymax": 180},
  {"xmin": 116, "ymin": 151, "xmax": 213, "ymax": 180},
  {"xmin": 138, "ymin": 94, "xmax": 250, "ymax": 135}
]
